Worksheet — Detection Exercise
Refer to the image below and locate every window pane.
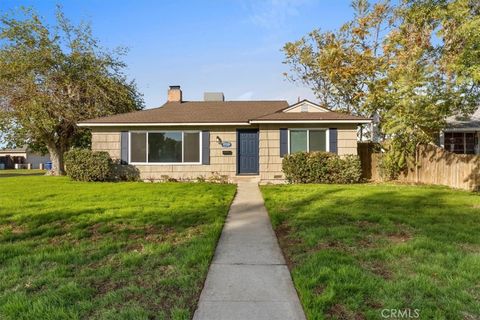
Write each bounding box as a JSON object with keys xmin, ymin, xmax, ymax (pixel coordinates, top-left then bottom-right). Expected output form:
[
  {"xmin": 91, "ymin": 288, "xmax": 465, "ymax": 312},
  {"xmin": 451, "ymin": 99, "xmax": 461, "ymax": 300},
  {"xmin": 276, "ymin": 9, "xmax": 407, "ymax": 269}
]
[
  {"xmin": 446, "ymin": 132, "xmax": 466, "ymax": 154},
  {"xmin": 148, "ymin": 132, "xmax": 182, "ymax": 162},
  {"xmin": 130, "ymin": 132, "xmax": 146, "ymax": 162},
  {"xmin": 465, "ymin": 132, "xmax": 475, "ymax": 154},
  {"xmin": 290, "ymin": 130, "xmax": 307, "ymax": 153},
  {"xmin": 453, "ymin": 132, "xmax": 465, "ymax": 153},
  {"xmin": 184, "ymin": 132, "xmax": 200, "ymax": 162},
  {"xmin": 309, "ymin": 130, "xmax": 326, "ymax": 152},
  {"xmin": 444, "ymin": 132, "xmax": 455, "ymax": 152}
]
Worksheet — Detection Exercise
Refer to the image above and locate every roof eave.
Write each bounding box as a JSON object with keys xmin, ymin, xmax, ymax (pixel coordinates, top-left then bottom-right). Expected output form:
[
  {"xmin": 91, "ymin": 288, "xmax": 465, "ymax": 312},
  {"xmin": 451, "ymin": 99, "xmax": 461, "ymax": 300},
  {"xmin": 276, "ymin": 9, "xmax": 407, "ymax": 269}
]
[
  {"xmin": 443, "ymin": 127, "xmax": 480, "ymax": 132},
  {"xmin": 77, "ymin": 122, "xmax": 251, "ymax": 127},
  {"xmin": 78, "ymin": 119, "xmax": 372, "ymax": 127},
  {"xmin": 249, "ymin": 119, "xmax": 372, "ymax": 124},
  {"xmin": 0, "ymin": 151, "xmax": 28, "ymax": 154}
]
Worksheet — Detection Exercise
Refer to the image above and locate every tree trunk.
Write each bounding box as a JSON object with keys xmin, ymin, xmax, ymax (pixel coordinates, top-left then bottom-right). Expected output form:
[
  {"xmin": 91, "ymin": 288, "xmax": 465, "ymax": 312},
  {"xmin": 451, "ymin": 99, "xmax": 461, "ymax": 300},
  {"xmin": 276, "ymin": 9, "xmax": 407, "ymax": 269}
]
[{"xmin": 47, "ymin": 145, "xmax": 65, "ymax": 176}]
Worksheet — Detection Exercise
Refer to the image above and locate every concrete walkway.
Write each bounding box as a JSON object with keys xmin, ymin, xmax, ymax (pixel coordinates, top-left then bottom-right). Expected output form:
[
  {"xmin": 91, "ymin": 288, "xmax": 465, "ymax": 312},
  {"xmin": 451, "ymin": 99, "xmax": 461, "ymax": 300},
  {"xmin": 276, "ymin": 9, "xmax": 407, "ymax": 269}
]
[{"xmin": 193, "ymin": 182, "xmax": 306, "ymax": 320}]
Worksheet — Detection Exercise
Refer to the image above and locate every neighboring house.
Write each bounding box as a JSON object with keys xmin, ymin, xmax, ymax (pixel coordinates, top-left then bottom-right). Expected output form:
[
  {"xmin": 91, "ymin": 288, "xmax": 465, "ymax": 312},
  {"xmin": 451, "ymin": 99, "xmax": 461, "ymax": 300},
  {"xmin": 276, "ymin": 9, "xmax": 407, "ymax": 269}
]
[
  {"xmin": 78, "ymin": 86, "xmax": 371, "ymax": 182},
  {"xmin": 0, "ymin": 147, "xmax": 51, "ymax": 169},
  {"xmin": 440, "ymin": 106, "xmax": 480, "ymax": 155}
]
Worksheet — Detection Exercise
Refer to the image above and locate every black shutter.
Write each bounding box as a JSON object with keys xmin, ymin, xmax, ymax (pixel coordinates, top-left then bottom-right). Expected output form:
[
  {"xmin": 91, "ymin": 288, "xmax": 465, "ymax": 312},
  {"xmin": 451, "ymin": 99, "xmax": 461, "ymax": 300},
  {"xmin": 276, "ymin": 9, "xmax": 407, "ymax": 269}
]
[
  {"xmin": 121, "ymin": 131, "xmax": 129, "ymax": 164},
  {"xmin": 280, "ymin": 128, "xmax": 288, "ymax": 157},
  {"xmin": 202, "ymin": 130, "xmax": 210, "ymax": 165},
  {"xmin": 329, "ymin": 128, "xmax": 338, "ymax": 154}
]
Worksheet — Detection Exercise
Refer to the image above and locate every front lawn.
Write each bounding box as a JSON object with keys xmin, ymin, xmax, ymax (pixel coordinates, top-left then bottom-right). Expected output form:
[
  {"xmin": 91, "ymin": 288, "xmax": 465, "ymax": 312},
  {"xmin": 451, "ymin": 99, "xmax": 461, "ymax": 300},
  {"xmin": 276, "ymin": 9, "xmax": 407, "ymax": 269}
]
[
  {"xmin": 0, "ymin": 176, "xmax": 236, "ymax": 320},
  {"xmin": 261, "ymin": 184, "xmax": 480, "ymax": 320}
]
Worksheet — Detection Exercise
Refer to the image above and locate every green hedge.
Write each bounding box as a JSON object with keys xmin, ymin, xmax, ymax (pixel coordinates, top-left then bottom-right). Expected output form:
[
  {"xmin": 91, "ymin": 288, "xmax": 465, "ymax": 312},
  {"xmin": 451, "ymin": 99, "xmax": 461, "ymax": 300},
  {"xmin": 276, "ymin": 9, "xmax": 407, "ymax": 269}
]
[
  {"xmin": 64, "ymin": 149, "xmax": 113, "ymax": 182},
  {"xmin": 65, "ymin": 149, "xmax": 140, "ymax": 182},
  {"xmin": 282, "ymin": 152, "xmax": 362, "ymax": 184},
  {"xmin": 110, "ymin": 161, "xmax": 141, "ymax": 182}
]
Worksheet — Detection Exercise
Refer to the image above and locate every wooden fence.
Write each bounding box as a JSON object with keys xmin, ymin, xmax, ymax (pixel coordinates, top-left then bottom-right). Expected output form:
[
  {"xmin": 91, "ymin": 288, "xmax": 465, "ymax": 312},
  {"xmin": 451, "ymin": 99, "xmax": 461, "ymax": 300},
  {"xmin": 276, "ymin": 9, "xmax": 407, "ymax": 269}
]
[
  {"xmin": 358, "ymin": 143, "xmax": 381, "ymax": 181},
  {"xmin": 358, "ymin": 143, "xmax": 480, "ymax": 191}
]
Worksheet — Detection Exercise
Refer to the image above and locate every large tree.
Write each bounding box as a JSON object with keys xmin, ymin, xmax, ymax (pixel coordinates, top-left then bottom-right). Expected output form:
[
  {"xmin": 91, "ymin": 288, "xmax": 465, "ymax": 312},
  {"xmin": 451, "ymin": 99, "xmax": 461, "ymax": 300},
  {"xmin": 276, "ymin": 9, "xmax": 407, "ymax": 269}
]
[
  {"xmin": 0, "ymin": 7, "xmax": 143, "ymax": 174},
  {"xmin": 283, "ymin": 0, "xmax": 480, "ymax": 176},
  {"xmin": 283, "ymin": 0, "xmax": 392, "ymax": 115}
]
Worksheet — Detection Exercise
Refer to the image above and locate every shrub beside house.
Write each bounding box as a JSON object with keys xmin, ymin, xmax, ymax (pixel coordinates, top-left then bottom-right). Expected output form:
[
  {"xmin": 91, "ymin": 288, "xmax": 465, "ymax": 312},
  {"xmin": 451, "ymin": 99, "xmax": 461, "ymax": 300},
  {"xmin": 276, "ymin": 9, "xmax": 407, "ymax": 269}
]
[
  {"xmin": 282, "ymin": 151, "xmax": 362, "ymax": 184},
  {"xmin": 64, "ymin": 149, "xmax": 140, "ymax": 182}
]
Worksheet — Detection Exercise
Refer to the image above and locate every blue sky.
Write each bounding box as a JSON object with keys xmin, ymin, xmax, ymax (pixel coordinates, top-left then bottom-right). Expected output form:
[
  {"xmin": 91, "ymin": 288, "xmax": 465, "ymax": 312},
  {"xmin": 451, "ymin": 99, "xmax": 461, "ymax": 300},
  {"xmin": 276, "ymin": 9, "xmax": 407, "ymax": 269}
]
[{"xmin": 1, "ymin": 0, "xmax": 357, "ymax": 108}]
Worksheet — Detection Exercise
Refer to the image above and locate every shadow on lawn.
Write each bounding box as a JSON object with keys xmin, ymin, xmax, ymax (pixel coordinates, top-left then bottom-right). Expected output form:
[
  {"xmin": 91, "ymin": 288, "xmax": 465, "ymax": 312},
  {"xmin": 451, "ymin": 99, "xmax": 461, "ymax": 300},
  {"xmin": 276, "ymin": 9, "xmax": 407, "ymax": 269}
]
[
  {"xmin": 0, "ymin": 171, "xmax": 45, "ymax": 178},
  {"xmin": 2, "ymin": 202, "xmax": 225, "ymax": 243},
  {"xmin": 265, "ymin": 185, "xmax": 480, "ymax": 320},
  {"xmin": 268, "ymin": 188, "xmax": 344, "ymax": 226}
]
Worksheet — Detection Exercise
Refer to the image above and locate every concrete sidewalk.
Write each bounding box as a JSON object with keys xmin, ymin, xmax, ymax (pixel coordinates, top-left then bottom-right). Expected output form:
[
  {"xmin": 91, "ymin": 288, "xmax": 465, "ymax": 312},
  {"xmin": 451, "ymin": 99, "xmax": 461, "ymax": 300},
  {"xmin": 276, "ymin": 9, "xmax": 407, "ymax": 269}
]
[{"xmin": 193, "ymin": 182, "xmax": 306, "ymax": 320}]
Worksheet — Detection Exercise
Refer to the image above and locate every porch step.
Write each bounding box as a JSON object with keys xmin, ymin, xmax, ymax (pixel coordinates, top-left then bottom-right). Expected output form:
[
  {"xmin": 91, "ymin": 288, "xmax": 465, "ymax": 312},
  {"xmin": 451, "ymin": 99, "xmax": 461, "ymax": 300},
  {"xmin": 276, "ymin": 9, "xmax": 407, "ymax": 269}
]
[{"xmin": 231, "ymin": 175, "xmax": 260, "ymax": 184}]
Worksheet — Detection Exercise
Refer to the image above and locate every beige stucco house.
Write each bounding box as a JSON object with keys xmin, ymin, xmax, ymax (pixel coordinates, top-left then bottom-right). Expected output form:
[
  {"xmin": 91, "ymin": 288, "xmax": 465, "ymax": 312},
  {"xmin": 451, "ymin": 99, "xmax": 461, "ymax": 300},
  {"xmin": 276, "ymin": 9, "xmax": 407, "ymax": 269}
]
[{"xmin": 78, "ymin": 86, "xmax": 371, "ymax": 182}]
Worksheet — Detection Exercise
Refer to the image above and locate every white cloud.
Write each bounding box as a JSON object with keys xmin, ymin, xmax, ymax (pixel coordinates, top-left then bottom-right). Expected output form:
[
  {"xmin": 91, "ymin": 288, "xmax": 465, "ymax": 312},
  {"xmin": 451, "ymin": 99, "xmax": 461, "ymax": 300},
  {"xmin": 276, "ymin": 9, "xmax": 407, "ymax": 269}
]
[{"xmin": 247, "ymin": 0, "xmax": 311, "ymax": 29}]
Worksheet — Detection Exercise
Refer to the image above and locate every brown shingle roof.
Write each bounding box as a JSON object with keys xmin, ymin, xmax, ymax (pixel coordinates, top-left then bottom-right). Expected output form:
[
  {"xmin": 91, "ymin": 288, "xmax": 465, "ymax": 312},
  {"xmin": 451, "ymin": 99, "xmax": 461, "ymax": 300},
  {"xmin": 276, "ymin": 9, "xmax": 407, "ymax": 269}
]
[
  {"xmin": 252, "ymin": 111, "xmax": 370, "ymax": 122},
  {"xmin": 0, "ymin": 147, "xmax": 28, "ymax": 153},
  {"xmin": 79, "ymin": 100, "xmax": 371, "ymax": 125},
  {"xmin": 80, "ymin": 101, "xmax": 289, "ymax": 124}
]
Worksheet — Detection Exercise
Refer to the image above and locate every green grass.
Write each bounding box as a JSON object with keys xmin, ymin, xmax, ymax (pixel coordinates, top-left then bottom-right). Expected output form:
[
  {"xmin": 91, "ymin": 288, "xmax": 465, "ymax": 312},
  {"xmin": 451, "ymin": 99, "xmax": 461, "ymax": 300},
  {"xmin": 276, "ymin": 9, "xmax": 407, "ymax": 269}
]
[
  {"xmin": 261, "ymin": 184, "xmax": 480, "ymax": 320},
  {"xmin": 0, "ymin": 175, "xmax": 236, "ymax": 320}
]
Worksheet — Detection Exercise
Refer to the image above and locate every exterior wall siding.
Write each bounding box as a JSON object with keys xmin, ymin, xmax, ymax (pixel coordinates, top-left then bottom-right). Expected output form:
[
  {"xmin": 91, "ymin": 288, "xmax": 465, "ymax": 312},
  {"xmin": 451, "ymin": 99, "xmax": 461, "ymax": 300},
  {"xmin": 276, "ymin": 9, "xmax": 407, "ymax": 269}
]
[
  {"xmin": 91, "ymin": 131, "xmax": 121, "ymax": 159},
  {"xmin": 337, "ymin": 128, "xmax": 358, "ymax": 156},
  {"xmin": 90, "ymin": 123, "xmax": 358, "ymax": 182},
  {"xmin": 91, "ymin": 126, "xmax": 241, "ymax": 181},
  {"xmin": 257, "ymin": 124, "xmax": 358, "ymax": 182},
  {"xmin": 26, "ymin": 153, "xmax": 51, "ymax": 169},
  {"xmin": 284, "ymin": 104, "xmax": 326, "ymax": 113}
]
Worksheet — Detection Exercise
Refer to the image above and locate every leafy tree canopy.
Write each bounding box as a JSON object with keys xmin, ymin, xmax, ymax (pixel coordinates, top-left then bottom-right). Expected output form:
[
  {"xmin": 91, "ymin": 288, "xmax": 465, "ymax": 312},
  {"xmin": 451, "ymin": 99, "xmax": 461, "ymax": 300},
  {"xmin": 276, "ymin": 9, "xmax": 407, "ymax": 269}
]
[
  {"xmin": 283, "ymin": 0, "xmax": 480, "ymax": 174},
  {"xmin": 0, "ymin": 6, "xmax": 144, "ymax": 174}
]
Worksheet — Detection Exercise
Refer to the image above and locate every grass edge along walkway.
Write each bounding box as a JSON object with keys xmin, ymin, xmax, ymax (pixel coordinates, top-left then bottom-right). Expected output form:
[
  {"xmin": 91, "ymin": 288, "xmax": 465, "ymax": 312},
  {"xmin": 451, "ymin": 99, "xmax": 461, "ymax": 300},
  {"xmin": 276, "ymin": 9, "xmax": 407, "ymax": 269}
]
[
  {"xmin": 0, "ymin": 175, "xmax": 236, "ymax": 320},
  {"xmin": 261, "ymin": 183, "xmax": 480, "ymax": 320}
]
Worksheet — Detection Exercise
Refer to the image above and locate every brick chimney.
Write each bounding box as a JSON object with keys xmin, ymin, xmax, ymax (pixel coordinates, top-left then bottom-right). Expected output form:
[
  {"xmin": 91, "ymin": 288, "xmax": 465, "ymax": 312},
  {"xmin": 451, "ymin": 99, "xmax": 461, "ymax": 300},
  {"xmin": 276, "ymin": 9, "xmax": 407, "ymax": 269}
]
[{"xmin": 168, "ymin": 85, "xmax": 182, "ymax": 102}]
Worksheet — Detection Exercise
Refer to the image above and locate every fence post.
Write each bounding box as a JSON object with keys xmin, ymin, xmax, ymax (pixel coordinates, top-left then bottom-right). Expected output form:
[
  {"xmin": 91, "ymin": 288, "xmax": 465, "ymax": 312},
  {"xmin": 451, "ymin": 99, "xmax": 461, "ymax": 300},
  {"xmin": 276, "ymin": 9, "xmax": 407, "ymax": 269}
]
[{"xmin": 415, "ymin": 144, "xmax": 419, "ymax": 183}]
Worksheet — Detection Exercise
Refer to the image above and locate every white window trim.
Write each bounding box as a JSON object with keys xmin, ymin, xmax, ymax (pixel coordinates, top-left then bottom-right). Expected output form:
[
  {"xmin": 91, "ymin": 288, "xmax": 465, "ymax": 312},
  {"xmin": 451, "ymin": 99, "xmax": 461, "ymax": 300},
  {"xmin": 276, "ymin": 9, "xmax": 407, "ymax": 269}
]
[
  {"xmin": 128, "ymin": 130, "xmax": 202, "ymax": 165},
  {"xmin": 287, "ymin": 128, "xmax": 330, "ymax": 154}
]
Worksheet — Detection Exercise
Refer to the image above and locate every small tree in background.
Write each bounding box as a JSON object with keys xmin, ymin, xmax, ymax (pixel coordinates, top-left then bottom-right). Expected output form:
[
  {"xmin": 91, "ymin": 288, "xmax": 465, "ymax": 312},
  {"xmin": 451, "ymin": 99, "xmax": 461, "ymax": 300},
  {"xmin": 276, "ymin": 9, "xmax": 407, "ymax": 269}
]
[
  {"xmin": 283, "ymin": 0, "xmax": 480, "ymax": 177},
  {"xmin": 0, "ymin": 7, "xmax": 143, "ymax": 175}
]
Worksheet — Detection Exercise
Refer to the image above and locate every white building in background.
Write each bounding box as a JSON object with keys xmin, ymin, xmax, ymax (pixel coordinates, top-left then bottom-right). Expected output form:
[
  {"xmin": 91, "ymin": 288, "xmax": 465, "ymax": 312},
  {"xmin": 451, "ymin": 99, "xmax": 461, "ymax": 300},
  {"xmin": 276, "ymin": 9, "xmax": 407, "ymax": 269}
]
[
  {"xmin": 440, "ymin": 106, "xmax": 480, "ymax": 155},
  {"xmin": 0, "ymin": 147, "xmax": 50, "ymax": 169}
]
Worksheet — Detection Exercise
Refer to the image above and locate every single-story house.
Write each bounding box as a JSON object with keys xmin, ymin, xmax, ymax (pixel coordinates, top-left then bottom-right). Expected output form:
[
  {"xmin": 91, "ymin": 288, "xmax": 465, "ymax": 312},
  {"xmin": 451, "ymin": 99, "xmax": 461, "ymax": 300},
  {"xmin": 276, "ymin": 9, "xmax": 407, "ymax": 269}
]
[
  {"xmin": 0, "ymin": 147, "xmax": 51, "ymax": 169},
  {"xmin": 78, "ymin": 86, "xmax": 371, "ymax": 182},
  {"xmin": 440, "ymin": 106, "xmax": 480, "ymax": 155}
]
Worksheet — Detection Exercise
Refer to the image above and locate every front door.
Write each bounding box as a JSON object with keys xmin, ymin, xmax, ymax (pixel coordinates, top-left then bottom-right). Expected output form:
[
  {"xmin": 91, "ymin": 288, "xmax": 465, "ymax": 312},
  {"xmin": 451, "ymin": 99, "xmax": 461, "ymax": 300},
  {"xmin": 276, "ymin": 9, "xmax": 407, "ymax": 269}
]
[{"xmin": 237, "ymin": 129, "xmax": 259, "ymax": 175}]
